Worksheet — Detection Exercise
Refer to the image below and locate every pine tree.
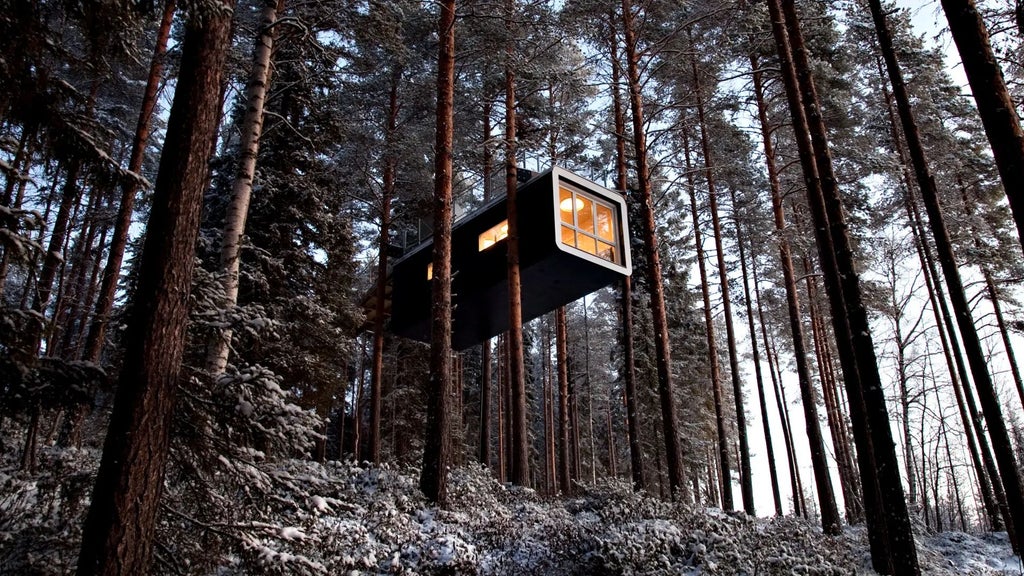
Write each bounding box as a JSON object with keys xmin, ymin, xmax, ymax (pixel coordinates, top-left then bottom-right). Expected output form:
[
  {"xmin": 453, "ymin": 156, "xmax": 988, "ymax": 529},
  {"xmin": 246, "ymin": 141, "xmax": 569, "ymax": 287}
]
[
  {"xmin": 76, "ymin": 2, "xmax": 237, "ymax": 572},
  {"xmin": 420, "ymin": 0, "xmax": 457, "ymax": 505}
]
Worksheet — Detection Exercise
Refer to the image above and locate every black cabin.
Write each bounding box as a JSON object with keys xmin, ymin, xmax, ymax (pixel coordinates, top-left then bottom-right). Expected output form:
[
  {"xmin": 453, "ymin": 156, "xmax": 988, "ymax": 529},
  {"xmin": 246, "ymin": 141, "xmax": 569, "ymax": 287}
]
[{"xmin": 389, "ymin": 166, "xmax": 632, "ymax": 350}]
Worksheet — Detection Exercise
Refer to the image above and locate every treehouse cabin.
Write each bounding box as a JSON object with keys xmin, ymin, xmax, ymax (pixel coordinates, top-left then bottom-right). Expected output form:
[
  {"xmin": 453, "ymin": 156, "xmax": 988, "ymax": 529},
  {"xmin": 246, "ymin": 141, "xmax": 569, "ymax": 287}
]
[{"xmin": 389, "ymin": 166, "xmax": 632, "ymax": 351}]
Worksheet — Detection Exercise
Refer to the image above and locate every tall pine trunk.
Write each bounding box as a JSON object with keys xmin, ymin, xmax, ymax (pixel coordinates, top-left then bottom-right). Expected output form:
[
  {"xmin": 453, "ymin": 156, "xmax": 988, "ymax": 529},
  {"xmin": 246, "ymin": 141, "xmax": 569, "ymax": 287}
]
[
  {"xmin": 768, "ymin": 0, "xmax": 918, "ymax": 569},
  {"xmin": 690, "ymin": 53, "xmax": 754, "ymax": 514},
  {"xmin": 750, "ymin": 52, "xmax": 836, "ymax": 525},
  {"xmin": 419, "ymin": 0, "xmax": 456, "ymax": 505},
  {"xmin": 620, "ymin": 0, "xmax": 688, "ymax": 500},
  {"xmin": 682, "ymin": 130, "xmax": 732, "ymax": 510},
  {"xmin": 369, "ymin": 73, "xmax": 400, "ymax": 464},
  {"xmin": 732, "ymin": 184, "xmax": 783, "ymax": 516},
  {"xmin": 205, "ymin": 0, "xmax": 284, "ymax": 374},
  {"xmin": 75, "ymin": 2, "xmax": 236, "ymax": 572},
  {"xmin": 557, "ymin": 306, "xmax": 571, "ymax": 493},
  {"xmin": 504, "ymin": 0, "xmax": 530, "ymax": 488},
  {"xmin": 479, "ymin": 96, "xmax": 494, "ymax": 468},
  {"xmin": 608, "ymin": 9, "xmax": 645, "ymax": 492},
  {"xmin": 83, "ymin": 0, "xmax": 175, "ymax": 363},
  {"xmin": 753, "ymin": 261, "xmax": 803, "ymax": 516},
  {"xmin": 879, "ymin": 59, "xmax": 1004, "ymax": 532}
]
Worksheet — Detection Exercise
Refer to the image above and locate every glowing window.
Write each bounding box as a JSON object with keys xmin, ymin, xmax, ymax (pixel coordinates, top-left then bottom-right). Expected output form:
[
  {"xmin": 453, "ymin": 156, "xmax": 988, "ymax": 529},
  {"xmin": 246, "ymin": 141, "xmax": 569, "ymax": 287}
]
[
  {"xmin": 427, "ymin": 262, "xmax": 433, "ymax": 280},
  {"xmin": 558, "ymin": 185, "xmax": 620, "ymax": 264},
  {"xmin": 479, "ymin": 219, "xmax": 509, "ymax": 251}
]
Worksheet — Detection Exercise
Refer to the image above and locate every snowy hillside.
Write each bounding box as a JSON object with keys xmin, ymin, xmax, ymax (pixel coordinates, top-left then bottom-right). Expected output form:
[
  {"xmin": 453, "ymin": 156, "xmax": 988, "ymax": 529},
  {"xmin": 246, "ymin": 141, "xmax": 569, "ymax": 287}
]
[{"xmin": 1, "ymin": 448, "xmax": 1019, "ymax": 574}]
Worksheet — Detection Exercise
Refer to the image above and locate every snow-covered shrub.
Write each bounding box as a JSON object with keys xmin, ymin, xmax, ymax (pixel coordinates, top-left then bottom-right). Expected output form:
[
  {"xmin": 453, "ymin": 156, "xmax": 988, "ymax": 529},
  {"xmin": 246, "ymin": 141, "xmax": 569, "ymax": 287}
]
[
  {"xmin": 156, "ymin": 363, "xmax": 324, "ymax": 573},
  {"xmin": 0, "ymin": 447, "xmax": 98, "ymax": 574}
]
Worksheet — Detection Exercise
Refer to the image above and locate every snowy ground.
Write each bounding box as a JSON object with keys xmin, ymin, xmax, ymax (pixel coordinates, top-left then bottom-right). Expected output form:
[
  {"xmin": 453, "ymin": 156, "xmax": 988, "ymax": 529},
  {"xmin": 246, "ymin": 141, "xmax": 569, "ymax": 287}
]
[
  {"xmin": 0, "ymin": 449, "xmax": 1020, "ymax": 574},
  {"xmin": 838, "ymin": 526, "xmax": 1020, "ymax": 575}
]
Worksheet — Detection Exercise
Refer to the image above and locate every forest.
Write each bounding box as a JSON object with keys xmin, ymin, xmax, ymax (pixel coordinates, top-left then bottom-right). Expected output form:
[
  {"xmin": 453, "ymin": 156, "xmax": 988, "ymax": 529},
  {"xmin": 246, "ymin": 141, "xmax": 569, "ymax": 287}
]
[{"xmin": 2, "ymin": 0, "xmax": 1024, "ymax": 573}]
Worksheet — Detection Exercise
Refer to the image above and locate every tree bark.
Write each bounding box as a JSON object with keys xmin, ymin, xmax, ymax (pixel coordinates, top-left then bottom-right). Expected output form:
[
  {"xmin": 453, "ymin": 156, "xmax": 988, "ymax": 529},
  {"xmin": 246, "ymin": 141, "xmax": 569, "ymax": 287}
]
[
  {"xmin": 543, "ymin": 320, "xmax": 555, "ymax": 492},
  {"xmin": 620, "ymin": 0, "xmax": 688, "ymax": 500},
  {"xmin": 769, "ymin": 0, "xmax": 918, "ymax": 569},
  {"xmin": 419, "ymin": 0, "xmax": 456, "ymax": 505},
  {"xmin": 479, "ymin": 95, "xmax": 494, "ymax": 469},
  {"xmin": 958, "ymin": 179, "xmax": 1024, "ymax": 414},
  {"xmin": 878, "ymin": 57, "xmax": 1004, "ymax": 533},
  {"xmin": 480, "ymin": 340, "xmax": 492, "ymax": 466},
  {"xmin": 750, "ymin": 52, "xmax": 838, "ymax": 526},
  {"xmin": 205, "ymin": 0, "xmax": 285, "ymax": 374},
  {"xmin": 557, "ymin": 306, "xmax": 571, "ymax": 493},
  {"xmin": 752, "ymin": 263, "xmax": 803, "ymax": 516},
  {"xmin": 732, "ymin": 183, "xmax": 783, "ymax": 515},
  {"xmin": 608, "ymin": 9, "xmax": 645, "ymax": 492},
  {"xmin": 504, "ymin": 0, "xmax": 530, "ymax": 488},
  {"xmin": 75, "ymin": 2, "xmax": 236, "ymax": 572},
  {"xmin": 369, "ymin": 73, "xmax": 400, "ymax": 464},
  {"xmin": 682, "ymin": 130, "xmax": 732, "ymax": 511},
  {"xmin": 805, "ymin": 254, "xmax": 863, "ymax": 524},
  {"xmin": 984, "ymin": 272, "xmax": 1024, "ymax": 413},
  {"xmin": 691, "ymin": 53, "xmax": 754, "ymax": 514}
]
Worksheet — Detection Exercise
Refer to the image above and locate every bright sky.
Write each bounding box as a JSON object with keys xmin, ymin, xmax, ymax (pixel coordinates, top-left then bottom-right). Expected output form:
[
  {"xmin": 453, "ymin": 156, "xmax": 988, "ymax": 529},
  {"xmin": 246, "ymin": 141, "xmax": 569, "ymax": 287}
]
[{"xmin": 896, "ymin": 0, "xmax": 971, "ymax": 89}]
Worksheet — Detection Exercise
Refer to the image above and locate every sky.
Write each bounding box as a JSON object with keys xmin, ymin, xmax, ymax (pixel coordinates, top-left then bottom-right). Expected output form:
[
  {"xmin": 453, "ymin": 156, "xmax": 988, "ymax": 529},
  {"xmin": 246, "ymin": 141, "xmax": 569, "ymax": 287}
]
[{"xmin": 896, "ymin": 0, "xmax": 971, "ymax": 89}]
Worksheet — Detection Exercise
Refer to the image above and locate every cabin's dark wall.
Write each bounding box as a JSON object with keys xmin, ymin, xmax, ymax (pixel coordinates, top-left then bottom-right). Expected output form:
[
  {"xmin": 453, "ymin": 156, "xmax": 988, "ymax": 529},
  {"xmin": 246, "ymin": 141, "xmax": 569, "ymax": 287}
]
[{"xmin": 389, "ymin": 168, "xmax": 627, "ymax": 350}]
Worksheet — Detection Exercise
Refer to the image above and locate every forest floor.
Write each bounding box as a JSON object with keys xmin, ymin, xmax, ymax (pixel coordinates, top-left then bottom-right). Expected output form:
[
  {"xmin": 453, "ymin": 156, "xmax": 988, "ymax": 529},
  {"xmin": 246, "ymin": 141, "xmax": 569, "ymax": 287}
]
[{"xmin": 0, "ymin": 446, "xmax": 1020, "ymax": 574}]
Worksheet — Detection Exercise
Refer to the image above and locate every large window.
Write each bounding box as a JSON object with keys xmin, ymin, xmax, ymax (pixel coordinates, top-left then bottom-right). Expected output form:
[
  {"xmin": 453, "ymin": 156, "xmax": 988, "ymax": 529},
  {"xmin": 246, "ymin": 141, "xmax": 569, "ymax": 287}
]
[{"xmin": 559, "ymin": 185, "xmax": 620, "ymax": 264}]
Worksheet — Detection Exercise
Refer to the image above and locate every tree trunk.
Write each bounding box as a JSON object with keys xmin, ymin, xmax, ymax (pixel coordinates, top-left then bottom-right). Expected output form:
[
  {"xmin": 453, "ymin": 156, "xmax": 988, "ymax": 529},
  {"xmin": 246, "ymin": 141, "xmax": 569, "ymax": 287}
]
[
  {"xmin": 51, "ymin": 185, "xmax": 106, "ymax": 358},
  {"xmin": 353, "ymin": 338, "xmax": 367, "ymax": 459},
  {"xmin": 769, "ymin": 1, "xmax": 919, "ymax": 569},
  {"xmin": 480, "ymin": 340, "xmax": 492, "ymax": 466},
  {"xmin": 504, "ymin": 0, "xmax": 530, "ymax": 488},
  {"xmin": 369, "ymin": 73, "xmax": 400, "ymax": 464},
  {"xmin": 419, "ymin": 0, "xmax": 456, "ymax": 505},
  {"xmin": 543, "ymin": 320, "xmax": 555, "ymax": 492},
  {"xmin": 983, "ymin": 273, "xmax": 1024, "ymax": 413},
  {"xmin": 690, "ymin": 53, "xmax": 754, "ymax": 514},
  {"xmin": 608, "ymin": 9, "xmax": 645, "ymax": 492},
  {"xmin": 958, "ymin": 178, "xmax": 1024, "ymax": 414},
  {"xmin": 583, "ymin": 303, "xmax": 597, "ymax": 483},
  {"xmin": 82, "ymin": 0, "xmax": 175, "ymax": 364},
  {"xmin": 479, "ymin": 95, "xmax": 494, "ymax": 469},
  {"xmin": 735, "ymin": 215, "xmax": 782, "ymax": 516},
  {"xmin": 75, "ymin": 2, "xmax": 236, "ymax": 572},
  {"xmin": 620, "ymin": 0, "xmax": 688, "ymax": 500},
  {"xmin": 804, "ymin": 254, "xmax": 863, "ymax": 524},
  {"xmin": 557, "ymin": 306, "xmax": 571, "ymax": 493},
  {"xmin": 750, "ymin": 48, "xmax": 839, "ymax": 529},
  {"xmin": 205, "ymin": 0, "xmax": 285, "ymax": 374},
  {"xmin": 879, "ymin": 58, "xmax": 1004, "ymax": 533},
  {"xmin": 0, "ymin": 125, "xmax": 38, "ymax": 294},
  {"xmin": 870, "ymin": 0, "xmax": 1024, "ymax": 553},
  {"xmin": 682, "ymin": 130, "xmax": 733, "ymax": 511},
  {"xmin": 939, "ymin": 0, "xmax": 1024, "ymax": 257},
  {"xmin": 752, "ymin": 247, "xmax": 803, "ymax": 516},
  {"xmin": 497, "ymin": 334, "xmax": 507, "ymax": 481}
]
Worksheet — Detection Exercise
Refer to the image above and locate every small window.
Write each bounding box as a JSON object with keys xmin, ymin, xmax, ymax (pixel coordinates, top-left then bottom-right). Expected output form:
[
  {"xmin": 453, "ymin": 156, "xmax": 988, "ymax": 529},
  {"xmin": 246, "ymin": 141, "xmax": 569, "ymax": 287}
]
[
  {"xmin": 427, "ymin": 262, "xmax": 433, "ymax": 280},
  {"xmin": 558, "ymin": 185, "xmax": 621, "ymax": 265},
  {"xmin": 479, "ymin": 220, "xmax": 509, "ymax": 251}
]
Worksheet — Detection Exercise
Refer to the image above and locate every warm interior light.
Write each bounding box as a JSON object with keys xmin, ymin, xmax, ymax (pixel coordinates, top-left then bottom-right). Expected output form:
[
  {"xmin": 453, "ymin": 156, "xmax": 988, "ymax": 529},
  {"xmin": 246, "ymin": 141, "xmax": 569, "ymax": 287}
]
[
  {"xmin": 560, "ymin": 197, "xmax": 585, "ymax": 212},
  {"xmin": 478, "ymin": 220, "xmax": 508, "ymax": 251}
]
